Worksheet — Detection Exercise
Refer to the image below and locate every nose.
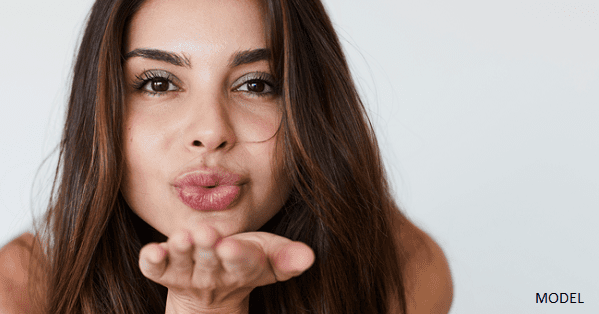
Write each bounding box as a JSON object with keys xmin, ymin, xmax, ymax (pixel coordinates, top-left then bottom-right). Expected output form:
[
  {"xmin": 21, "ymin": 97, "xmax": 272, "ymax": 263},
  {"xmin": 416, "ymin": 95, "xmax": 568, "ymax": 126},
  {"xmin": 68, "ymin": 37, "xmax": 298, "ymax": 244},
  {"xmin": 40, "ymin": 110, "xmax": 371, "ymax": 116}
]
[{"xmin": 184, "ymin": 91, "xmax": 236, "ymax": 153}]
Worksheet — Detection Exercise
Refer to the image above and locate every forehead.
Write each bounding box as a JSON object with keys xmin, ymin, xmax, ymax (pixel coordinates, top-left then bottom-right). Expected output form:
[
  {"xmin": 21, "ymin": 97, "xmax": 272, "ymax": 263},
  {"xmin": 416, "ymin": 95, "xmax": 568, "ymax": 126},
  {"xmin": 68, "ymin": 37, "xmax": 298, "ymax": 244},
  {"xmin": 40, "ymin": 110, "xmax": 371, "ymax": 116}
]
[{"xmin": 126, "ymin": 0, "xmax": 267, "ymax": 54}]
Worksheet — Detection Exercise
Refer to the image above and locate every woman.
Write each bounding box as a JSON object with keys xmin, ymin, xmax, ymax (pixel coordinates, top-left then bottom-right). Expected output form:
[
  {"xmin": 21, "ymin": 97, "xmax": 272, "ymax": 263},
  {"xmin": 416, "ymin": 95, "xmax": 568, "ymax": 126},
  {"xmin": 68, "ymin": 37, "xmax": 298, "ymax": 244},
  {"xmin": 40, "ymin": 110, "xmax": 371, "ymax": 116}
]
[{"xmin": 0, "ymin": 0, "xmax": 452, "ymax": 313}]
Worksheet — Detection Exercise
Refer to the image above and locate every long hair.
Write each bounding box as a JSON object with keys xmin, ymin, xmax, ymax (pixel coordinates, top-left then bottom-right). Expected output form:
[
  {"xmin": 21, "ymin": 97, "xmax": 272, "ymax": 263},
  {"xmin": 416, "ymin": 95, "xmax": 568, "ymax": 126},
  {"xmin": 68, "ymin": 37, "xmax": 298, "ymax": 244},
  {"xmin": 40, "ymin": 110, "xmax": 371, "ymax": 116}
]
[{"xmin": 31, "ymin": 0, "xmax": 407, "ymax": 313}]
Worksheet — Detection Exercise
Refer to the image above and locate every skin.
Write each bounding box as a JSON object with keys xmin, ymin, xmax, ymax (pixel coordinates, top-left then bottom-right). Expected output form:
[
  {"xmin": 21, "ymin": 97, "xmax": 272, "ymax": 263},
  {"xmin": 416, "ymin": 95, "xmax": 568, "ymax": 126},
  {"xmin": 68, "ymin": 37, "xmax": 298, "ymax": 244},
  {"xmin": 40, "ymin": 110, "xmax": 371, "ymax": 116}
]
[
  {"xmin": 0, "ymin": 214, "xmax": 453, "ymax": 314},
  {"xmin": 122, "ymin": 0, "xmax": 289, "ymax": 241},
  {"xmin": 0, "ymin": 217, "xmax": 453, "ymax": 314},
  {"xmin": 0, "ymin": 0, "xmax": 454, "ymax": 313},
  {"xmin": 122, "ymin": 0, "xmax": 315, "ymax": 312}
]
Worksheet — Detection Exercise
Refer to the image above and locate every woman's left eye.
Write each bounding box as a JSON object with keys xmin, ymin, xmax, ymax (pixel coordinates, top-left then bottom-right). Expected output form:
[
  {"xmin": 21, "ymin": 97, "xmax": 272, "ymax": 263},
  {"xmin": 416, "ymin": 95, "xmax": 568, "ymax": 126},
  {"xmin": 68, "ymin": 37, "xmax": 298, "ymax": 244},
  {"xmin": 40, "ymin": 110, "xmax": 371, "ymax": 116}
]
[
  {"xmin": 237, "ymin": 80, "xmax": 273, "ymax": 94},
  {"xmin": 233, "ymin": 73, "xmax": 277, "ymax": 97}
]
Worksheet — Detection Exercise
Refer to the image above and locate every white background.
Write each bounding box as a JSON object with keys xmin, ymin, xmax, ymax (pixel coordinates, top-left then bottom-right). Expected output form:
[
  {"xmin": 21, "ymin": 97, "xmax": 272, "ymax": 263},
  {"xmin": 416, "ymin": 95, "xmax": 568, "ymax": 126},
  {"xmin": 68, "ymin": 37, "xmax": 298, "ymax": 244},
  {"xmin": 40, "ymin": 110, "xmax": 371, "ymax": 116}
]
[{"xmin": 1, "ymin": 0, "xmax": 597, "ymax": 313}]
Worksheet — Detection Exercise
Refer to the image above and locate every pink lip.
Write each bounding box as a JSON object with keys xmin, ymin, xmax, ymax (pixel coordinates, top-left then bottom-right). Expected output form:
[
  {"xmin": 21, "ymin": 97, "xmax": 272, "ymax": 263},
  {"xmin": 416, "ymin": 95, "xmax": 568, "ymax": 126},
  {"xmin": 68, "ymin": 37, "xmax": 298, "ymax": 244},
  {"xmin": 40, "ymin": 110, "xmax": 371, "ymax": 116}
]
[{"xmin": 174, "ymin": 168, "xmax": 242, "ymax": 211}]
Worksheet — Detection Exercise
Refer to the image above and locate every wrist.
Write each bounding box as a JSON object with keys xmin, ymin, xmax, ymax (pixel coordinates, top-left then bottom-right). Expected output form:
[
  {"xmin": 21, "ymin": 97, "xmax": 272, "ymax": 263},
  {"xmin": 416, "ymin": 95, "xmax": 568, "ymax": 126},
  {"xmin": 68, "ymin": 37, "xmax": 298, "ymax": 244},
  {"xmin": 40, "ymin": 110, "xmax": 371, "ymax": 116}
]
[{"xmin": 165, "ymin": 293, "xmax": 249, "ymax": 314}]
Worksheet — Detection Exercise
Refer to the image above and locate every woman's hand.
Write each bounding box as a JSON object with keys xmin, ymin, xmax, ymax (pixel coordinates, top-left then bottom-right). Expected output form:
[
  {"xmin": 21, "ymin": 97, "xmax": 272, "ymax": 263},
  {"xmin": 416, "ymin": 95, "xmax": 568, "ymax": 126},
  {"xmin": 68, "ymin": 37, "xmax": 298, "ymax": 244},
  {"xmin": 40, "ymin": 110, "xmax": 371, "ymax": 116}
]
[{"xmin": 138, "ymin": 224, "xmax": 315, "ymax": 314}]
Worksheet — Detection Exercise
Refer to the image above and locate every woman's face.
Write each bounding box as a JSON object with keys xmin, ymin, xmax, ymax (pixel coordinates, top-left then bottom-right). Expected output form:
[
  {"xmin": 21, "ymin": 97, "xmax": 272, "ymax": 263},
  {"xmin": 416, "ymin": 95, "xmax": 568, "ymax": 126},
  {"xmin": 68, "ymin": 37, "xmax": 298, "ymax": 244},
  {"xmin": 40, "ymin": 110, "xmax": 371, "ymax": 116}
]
[{"xmin": 121, "ymin": 0, "xmax": 290, "ymax": 238}]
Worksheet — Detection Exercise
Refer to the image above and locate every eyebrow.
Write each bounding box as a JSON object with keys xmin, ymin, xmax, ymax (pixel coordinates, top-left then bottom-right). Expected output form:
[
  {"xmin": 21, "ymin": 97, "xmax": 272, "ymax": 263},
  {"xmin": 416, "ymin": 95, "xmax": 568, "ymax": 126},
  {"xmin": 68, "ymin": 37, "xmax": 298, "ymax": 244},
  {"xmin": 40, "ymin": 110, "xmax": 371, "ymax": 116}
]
[
  {"xmin": 124, "ymin": 48, "xmax": 192, "ymax": 67},
  {"xmin": 124, "ymin": 48, "xmax": 271, "ymax": 68},
  {"xmin": 229, "ymin": 48, "xmax": 271, "ymax": 67}
]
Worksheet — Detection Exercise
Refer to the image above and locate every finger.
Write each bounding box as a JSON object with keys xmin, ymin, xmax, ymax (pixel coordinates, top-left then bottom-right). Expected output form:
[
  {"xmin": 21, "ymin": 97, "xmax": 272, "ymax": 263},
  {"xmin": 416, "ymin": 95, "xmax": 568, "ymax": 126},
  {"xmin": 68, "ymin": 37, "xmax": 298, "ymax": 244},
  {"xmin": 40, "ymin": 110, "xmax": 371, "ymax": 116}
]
[
  {"xmin": 190, "ymin": 224, "xmax": 222, "ymax": 271},
  {"xmin": 185, "ymin": 225, "xmax": 223, "ymax": 290},
  {"xmin": 166, "ymin": 230, "xmax": 194, "ymax": 276},
  {"xmin": 216, "ymin": 237, "xmax": 264, "ymax": 278},
  {"xmin": 269, "ymin": 241, "xmax": 315, "ymax": 281},
  {"xmin": 227, "ymin": 232, "xmax": 315, "ymax": 282},
  {"xmin": 191, "ymin": 223, "xmax": 221, "ymax": 247},
  {"xmin": 139, "ymin": 242, "xmax": 168, "ymax": 280}
]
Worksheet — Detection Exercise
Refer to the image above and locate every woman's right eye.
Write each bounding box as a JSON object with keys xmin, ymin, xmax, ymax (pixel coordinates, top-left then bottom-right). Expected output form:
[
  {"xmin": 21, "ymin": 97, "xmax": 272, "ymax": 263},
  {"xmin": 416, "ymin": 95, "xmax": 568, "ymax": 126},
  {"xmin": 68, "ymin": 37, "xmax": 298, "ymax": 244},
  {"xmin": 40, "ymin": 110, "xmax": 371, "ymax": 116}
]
[
  {"xmin": 133, "ymin": 70, "xmax": 180, "ymax": 96},
  {"xmin": 141, "ymin": 77, "xmax": 179, "ymax": 94}
]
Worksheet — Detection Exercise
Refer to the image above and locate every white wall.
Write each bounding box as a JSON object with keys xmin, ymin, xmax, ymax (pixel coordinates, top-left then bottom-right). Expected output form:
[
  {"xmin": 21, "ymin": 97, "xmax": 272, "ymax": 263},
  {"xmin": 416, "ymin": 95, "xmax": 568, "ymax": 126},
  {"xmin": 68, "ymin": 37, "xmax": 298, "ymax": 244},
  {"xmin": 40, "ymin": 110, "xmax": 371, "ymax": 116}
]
[
  {"xmin": 1, "ymin": 1, "xmax": 597, "ymax": 313},
  {"xmin": 0, "ymin": 1, "xmax": 95, "ymax": 238}
]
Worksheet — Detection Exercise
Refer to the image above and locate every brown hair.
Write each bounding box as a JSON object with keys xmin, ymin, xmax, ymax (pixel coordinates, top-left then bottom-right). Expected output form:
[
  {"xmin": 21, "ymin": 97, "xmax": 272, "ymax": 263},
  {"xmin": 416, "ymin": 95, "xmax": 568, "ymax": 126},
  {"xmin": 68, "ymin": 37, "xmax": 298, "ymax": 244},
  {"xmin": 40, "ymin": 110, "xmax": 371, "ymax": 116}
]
[{"xmin": 31, "ymin": 0, "xmax": 407, "ymax": 313}]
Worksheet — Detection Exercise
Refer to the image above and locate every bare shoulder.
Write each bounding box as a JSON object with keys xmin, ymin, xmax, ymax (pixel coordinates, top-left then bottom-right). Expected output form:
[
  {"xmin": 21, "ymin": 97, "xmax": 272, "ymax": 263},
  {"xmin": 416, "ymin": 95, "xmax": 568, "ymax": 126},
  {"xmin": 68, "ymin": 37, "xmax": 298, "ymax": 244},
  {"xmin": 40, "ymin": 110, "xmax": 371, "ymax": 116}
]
[
  {"xmin": 391, "ymin": 210, "xmax": 453, "ymax": 314},
  {"xmin": 0, "ymin": 232, "xmax": 35, "ymax": 314}
]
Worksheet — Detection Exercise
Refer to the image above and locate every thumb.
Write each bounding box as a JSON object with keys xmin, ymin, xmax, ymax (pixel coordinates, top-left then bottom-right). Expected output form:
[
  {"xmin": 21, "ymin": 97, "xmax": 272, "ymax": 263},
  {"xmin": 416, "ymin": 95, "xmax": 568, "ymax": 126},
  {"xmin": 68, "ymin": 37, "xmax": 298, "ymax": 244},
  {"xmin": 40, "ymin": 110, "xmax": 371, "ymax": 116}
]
[
  {"xmin": 269, "ymin": 240, "xmax": 315, "ymax": 281},
  {"xmin": 230, "ymin": 232, "xmax": 315, "ymax": 282}
]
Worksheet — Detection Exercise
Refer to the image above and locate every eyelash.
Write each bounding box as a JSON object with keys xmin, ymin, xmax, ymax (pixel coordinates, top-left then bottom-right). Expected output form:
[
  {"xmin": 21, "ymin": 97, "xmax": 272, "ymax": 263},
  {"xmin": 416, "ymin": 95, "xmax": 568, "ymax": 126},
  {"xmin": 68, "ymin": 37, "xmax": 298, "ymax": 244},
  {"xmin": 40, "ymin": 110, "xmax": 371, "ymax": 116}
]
[
  {"xmin": 233, "ymin": 73, "xmax": 278, "ymax": 98},
  {"xmin": 132, "ymin": 70, "xmax": 179, "ymax": 97},
  {"xmin": 131, "ymin": 70, "xmax": 278, "ymax": 97}
]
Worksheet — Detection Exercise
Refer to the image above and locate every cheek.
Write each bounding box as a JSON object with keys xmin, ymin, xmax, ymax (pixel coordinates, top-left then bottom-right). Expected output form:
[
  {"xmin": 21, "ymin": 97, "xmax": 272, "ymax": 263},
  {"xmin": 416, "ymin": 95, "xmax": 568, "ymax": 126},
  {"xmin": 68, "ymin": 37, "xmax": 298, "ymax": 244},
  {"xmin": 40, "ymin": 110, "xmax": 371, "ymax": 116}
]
[
  {"xmin": 249, "ymin": 134, "xmax": 284, "ymax": 179},
  {"xmin": 121, "ymin": 116, "xmax": 166, "ymax": 204},
  {"xmin": 261, "ymin": 134, "xmax": 291, "ymax": 201},
  {"xmin": 123, "ymin": 111, "xmax": 176, "ymax": 172},
  {"xmin": 125, "ymin": 116, "xmax": 163, "ymax": 151}
]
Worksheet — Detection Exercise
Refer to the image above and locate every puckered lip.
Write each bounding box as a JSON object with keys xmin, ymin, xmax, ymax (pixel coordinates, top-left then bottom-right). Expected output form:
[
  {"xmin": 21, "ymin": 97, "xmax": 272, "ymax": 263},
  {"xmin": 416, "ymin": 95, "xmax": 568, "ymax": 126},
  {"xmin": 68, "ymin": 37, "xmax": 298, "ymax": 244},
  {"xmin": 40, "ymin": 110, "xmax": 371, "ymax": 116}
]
[
  {"xmin": 172, "ymin": 166, "xmax": 246, "ymax": 211},
  {"xmin": 173, "ymin": 166, "xmax": 244, "ymax": 188}
]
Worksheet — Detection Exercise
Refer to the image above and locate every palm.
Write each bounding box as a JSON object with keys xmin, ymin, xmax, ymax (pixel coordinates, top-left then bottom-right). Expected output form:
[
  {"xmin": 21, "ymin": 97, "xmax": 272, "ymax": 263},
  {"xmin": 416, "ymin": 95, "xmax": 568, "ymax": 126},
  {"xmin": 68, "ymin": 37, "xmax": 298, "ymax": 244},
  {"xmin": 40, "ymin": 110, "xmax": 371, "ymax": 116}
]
[{"xmin": 138, "ymin": 224, "xmax": 315, "ymax": 314}]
